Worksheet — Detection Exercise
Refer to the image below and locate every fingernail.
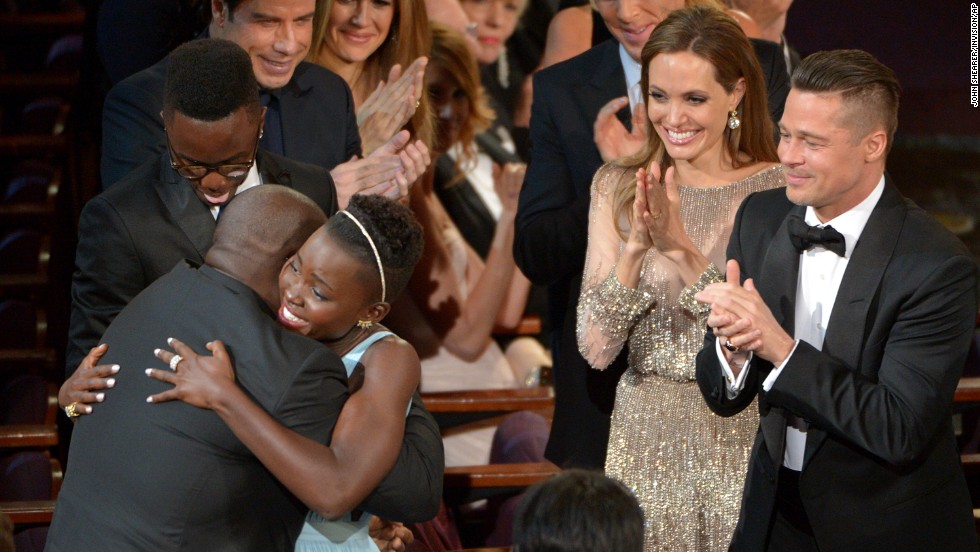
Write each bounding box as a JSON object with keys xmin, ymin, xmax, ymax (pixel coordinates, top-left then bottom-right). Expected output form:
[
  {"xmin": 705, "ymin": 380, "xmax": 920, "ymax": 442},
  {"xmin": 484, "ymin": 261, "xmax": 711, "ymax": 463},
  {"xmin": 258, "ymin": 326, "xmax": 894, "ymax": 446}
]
[
  {"xmin": 167, "ymin": 337, "xmax": 174, "ymax": 346},
  {"xmin": 111, "ymin": 365, "xmax": 120, "ymax": 373},
  {"xmin": 145, "ymin": 368, "xmax": 152, "ymax": 376},
  {"xmin": 84, "ymin": 406, "xmax": 92, "ymax": 414},
  {"xmin": 154, "ymin": 348, "xmax": 161, "ymax": 356},
  {"xmin": 96, "ymin": 393, "xmax": 105, "ymax": 402},
  {"xmin": 146, "ymin": 396, "xmax": 153, "ymax": 403},
  {"xmin": 106, "ymin": 378, "xmax": 115, "ymax": 388}
]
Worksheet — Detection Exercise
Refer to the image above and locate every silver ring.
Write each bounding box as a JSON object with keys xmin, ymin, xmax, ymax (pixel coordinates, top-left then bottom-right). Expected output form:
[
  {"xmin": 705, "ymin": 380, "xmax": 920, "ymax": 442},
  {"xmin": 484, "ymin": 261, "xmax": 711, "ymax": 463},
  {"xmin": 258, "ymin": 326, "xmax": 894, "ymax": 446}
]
[{"xmin": 169, "ymin": 354, "xmax": 183, "ymax": 370}]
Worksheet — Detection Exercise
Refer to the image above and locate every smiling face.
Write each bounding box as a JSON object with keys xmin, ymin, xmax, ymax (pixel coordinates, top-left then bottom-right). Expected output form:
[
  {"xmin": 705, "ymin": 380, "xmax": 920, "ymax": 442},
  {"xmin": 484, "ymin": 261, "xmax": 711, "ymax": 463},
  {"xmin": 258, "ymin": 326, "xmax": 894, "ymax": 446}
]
[
  {"xmin": 459, "ymin": 0, "xmax": 524, "ymax": 65},
  {"xmin": 595, "ymin": 0, "xmax": 683, "ymax": 62},
  {"xmin": 426, "ymin": 61, "xmax": 471, "ymax": 155},
  {"xmin": 211, "ymin": 0, "xmax": 315, "ymax": 90},
  {"xmin": 277, "ymin": 228, "xmax": 377, "ymax": 341},
  {"xmin": 777, "ymin": 89, "xmax": 883, "ymax": 222},
  {"xmin": 165, "ymin": 107, "xmax": 262, "ymax": 207},
  {"xmin": 646, "ymin": 50, "xmax": 743, "ymax": 168},
  {"xmin": 320, "ymin": 0, "xmax": 395, "ymax": 68}
]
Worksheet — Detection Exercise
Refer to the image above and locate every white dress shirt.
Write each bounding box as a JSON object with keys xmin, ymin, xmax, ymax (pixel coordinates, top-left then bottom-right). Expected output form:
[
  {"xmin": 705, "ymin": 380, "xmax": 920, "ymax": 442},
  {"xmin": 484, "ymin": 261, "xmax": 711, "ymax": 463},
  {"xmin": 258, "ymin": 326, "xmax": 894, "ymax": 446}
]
[
  {"xmin": 719, "ymin": 176, "xmax": 885, "ymax": 470},
  {"xmin": 618, "ymin": 45, "xmax": 643, "ymax": 112}
]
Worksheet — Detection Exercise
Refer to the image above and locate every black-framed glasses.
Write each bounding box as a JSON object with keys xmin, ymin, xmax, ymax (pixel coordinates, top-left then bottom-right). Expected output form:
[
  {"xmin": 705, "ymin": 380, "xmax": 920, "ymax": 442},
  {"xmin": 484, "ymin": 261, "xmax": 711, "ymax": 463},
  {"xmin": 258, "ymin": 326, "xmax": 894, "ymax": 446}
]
[{"xmin": 165, "ymin": 125, "xmax": 261, "ymax": 182}]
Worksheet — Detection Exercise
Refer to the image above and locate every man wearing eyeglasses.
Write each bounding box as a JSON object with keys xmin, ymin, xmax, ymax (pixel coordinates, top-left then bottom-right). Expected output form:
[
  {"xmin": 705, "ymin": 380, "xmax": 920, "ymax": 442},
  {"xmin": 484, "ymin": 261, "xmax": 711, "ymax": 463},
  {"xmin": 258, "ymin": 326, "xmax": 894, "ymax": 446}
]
[{"xmin": 66, "ymin": 39, "xmax": 341, "ymax": 377}]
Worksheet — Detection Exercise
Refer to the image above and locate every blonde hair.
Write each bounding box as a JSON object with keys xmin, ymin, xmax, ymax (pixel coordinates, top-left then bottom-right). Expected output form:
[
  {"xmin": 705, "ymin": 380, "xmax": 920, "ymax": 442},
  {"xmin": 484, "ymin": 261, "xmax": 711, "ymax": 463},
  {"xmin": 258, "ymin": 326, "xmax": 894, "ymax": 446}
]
[
  {"xmin": 611, "ymin": 5, "xmax": 777, "ymax": 231},
  {"xmin": 310, "ymin": 0, "xmax": 434, "ymax": 148}
]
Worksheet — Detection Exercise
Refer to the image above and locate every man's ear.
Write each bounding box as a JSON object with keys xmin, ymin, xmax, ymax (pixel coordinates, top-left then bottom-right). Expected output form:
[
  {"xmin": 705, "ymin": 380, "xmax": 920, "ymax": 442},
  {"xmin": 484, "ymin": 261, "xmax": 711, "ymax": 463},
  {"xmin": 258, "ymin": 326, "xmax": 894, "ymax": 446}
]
[
  {"xmin": 863, "ymin": 129, "xmax": 887, "ymax": 163},
  {"xmin": 211, "ymin": 0, "xmax": 228, "ymax": 26}
]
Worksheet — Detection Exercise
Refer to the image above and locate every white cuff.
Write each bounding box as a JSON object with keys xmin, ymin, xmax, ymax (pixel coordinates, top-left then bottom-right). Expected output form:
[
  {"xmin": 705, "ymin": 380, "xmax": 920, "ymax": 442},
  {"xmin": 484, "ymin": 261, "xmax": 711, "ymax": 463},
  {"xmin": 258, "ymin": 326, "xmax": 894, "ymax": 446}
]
[
  {"xmin": 762, "ymin": 341, "xmax": 799, "ymax": 392},
  {"xmin": 715, "ymin": 338, "xmax": 753, "ymax": 399}
]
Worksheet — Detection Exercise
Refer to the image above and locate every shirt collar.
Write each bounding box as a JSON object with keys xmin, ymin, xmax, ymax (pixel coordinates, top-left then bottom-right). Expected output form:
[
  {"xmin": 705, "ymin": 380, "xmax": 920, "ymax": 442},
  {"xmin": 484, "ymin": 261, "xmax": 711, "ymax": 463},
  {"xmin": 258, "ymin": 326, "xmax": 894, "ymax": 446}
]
[
  {"xmin": 618, "ymin": 44, "xmax": 643, "ymax": 110},
  {"xmin": 209, "ymin": 163, "xmax": 263, "ymax": 219},
  {"xmin": 803, "ymin": 174, "xmax": 885, "ymax": 258}
]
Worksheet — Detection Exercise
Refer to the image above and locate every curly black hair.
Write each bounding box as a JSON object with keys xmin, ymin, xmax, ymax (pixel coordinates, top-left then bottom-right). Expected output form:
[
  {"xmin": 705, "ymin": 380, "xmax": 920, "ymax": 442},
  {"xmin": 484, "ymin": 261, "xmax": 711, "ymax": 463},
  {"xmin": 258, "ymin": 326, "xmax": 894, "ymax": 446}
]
[
  {"xmin": 163, "ymin": 38, "xmax": 260, "ymax": 123},
  {"xmin": 327, "ymin": 195, "xmax": 424, "ymax": 302}
]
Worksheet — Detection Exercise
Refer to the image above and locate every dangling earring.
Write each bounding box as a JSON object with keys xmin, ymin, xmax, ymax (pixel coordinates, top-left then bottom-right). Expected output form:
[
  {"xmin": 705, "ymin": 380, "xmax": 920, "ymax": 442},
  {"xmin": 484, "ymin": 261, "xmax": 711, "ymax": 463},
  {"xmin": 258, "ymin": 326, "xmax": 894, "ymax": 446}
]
[
  {"xmin": 727, "ymin": 110, "xmax": 741, "ymax": 130},
  {"xmin": 357, "ymin": 320, "xmax": 373, "ymax": 329}
]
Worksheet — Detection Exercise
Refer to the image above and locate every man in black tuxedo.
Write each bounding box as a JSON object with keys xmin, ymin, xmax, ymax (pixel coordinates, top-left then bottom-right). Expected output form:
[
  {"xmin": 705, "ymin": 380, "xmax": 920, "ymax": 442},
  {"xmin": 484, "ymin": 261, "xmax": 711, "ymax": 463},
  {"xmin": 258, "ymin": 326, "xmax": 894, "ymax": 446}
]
[
  {"xmin": 695, "ymin": 50, "xmax": 978, "ymax": 551},
  {"xmin": 100, "ymin": 0, "xmax": 420, "ymax": 193},
  {"xmin": 68, "ymin": 38, "xmax": 420, "ymax": 375},
  {"xmin": 69, "ymin": 38, "xmax": 341, "ymax": 375},
  {"xmin": 48, "ymin": 186, "xmax": 441, "ymax": 550},
  {"xmin": 514, "ymin": 0, "xmax": 790, "ymax": 469}
]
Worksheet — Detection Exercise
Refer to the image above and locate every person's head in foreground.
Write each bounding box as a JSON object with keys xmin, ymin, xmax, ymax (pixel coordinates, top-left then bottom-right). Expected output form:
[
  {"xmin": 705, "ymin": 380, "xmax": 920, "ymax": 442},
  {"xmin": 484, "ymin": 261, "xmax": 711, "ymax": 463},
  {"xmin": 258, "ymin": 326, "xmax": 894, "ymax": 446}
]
[{"xmin": 512, "ymin": 469, "xmax": 644, "ymax": 552}]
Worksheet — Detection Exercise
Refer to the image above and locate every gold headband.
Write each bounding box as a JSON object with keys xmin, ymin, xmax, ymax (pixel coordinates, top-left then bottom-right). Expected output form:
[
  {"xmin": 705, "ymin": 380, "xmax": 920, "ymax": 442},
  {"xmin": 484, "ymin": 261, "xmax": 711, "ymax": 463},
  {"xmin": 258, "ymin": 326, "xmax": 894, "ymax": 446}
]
[{"xmin": 338, "ymin": 210, "xmax": 386, "ymax": 302}]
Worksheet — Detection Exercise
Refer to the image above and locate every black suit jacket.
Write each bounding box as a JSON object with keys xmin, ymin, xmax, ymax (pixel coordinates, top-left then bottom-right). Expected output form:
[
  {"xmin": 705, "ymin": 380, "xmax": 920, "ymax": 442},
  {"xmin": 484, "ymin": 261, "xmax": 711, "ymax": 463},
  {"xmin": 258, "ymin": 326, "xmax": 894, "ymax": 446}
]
[
  {"xmin": 695, "ymin": 183, "xmax": 978, "ymax": 551},
  {"xmin": 515, "ymin": 38, "xmax": 789, "ymax": 468},
  {"xmin": 49, "ymin": 262, "xmax": 350, "ymax": 551},
  {"xmin": 101, "ymin": 54, "xmax": 360, "ymax": 188},
  {"xmin": 67, "ymin": 149, "xmax": 336, "ymax": 375}
]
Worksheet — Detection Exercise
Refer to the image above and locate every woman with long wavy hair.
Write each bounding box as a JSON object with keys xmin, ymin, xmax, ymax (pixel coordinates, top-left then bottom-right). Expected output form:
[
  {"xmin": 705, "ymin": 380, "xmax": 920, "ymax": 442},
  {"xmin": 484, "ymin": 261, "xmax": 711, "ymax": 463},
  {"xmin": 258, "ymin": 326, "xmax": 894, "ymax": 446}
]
[
  {"xmin": 577, "ymin": 6, "xmax": 784, "ymax": 550},
  {"xmin": 309, "ymin": 0, "xmax": 434, "ymax": 153}
]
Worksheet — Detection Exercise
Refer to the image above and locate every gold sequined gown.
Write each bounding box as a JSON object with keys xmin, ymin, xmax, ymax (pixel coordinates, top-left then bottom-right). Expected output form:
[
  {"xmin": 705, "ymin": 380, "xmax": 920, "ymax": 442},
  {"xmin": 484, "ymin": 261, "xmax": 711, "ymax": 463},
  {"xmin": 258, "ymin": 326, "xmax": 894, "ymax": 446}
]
[{"xmin": 577, "ymin": 163, "xmax": 785, "ymax": 552}]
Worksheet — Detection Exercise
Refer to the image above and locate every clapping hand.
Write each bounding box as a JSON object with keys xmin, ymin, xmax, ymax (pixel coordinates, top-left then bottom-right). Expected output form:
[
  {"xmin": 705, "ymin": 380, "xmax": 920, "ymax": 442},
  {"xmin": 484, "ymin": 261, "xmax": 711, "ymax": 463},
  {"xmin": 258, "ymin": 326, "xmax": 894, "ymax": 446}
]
[
  {"xmin": 493, "ymin": 161, "xmax": 526, "ymax": 216},
  {"xmin": 594, "ymin": 96, "xmax": 647, "ymax": 163},
  {"xmin": 696, "ymin": 259, "xmax": 795, "ymax": 365},
  {"xmin": 358, "ymin": 57, "xmax": 428, "ymax": 155}
]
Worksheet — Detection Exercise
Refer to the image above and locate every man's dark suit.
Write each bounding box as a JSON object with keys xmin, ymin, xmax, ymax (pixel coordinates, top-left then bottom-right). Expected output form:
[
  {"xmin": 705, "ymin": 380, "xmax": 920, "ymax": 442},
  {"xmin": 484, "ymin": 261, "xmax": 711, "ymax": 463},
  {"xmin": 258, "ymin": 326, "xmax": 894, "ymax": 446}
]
[
  {"xmin": 515, "ymin": 37, "xmax": 790, "ymax": 468},
  {"xmin": 695, "ymin": 182, "xmax": 978, "ymax": 551},
  {"xmin": 101, "ymin": 54, "xmax": 360, "ymax": 188},
  {"xmin": 67, "ymin": 149, "xmax": 337, "ymax": 375},
  {"xmin": 48, "ymin": 262, "xmax": 350, "ymax": 550}
]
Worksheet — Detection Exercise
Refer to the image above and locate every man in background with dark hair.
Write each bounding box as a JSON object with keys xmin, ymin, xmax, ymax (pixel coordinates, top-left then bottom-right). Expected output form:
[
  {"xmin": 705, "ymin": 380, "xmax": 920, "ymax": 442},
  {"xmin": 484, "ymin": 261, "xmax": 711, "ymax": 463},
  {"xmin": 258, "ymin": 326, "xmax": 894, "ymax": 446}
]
[
  {"xmin": 100, "ymin": 0, "xmax": 427, "ymax": 194},
  {"xmin": 695, "ymin": 50, "xmax": 977, "ymax": 550}
]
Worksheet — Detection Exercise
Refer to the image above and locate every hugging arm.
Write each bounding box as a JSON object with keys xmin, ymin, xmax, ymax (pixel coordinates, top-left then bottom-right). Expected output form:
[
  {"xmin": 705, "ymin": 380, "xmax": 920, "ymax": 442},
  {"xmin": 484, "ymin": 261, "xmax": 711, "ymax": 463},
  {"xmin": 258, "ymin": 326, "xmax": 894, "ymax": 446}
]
[{"xmin": 148, "ymin": 337, "xmax": 440, "ymax": 521}]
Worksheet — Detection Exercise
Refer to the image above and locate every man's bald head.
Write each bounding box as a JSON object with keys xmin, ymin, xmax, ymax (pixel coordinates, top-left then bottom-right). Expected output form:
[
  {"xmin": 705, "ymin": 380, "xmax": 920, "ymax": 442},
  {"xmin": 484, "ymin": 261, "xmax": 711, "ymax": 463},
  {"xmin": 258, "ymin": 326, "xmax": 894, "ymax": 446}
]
[{"xmin": 207, "ymin": 186, "xmax": 327, "ymax": 308}]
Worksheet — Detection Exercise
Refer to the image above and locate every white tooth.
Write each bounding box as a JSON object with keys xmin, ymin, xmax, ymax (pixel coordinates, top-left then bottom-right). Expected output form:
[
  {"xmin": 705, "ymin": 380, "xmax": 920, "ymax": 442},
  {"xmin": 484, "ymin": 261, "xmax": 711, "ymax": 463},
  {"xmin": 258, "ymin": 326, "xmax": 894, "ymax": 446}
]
[
  {"xmin": 668, "ymin": 130, "xmax": 696, "ymax": 139},
  {"xmin": 283, "ymin": 307, "xmax": 303, "ymax": 323}
]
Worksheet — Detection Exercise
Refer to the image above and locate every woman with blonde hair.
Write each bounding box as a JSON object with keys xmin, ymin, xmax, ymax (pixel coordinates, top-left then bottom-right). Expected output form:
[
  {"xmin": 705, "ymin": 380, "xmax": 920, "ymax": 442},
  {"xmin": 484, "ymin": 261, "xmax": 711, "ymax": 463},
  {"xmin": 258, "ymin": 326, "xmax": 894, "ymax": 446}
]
[
  {"xmin": 310, "ymin": 0, "xmax": 434, "ymax": 153},
  {"xmin": 577, "ymin": 6, "xmax": 783, "ymax": 550}
]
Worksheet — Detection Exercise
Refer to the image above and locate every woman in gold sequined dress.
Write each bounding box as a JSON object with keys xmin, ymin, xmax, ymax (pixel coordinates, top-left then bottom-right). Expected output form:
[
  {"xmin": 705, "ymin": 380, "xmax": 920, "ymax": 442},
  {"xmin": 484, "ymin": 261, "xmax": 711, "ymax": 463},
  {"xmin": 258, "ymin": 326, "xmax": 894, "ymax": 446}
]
[{"xmin": 576, "ymin": 7, "xmax": 785, "ymax": 551}]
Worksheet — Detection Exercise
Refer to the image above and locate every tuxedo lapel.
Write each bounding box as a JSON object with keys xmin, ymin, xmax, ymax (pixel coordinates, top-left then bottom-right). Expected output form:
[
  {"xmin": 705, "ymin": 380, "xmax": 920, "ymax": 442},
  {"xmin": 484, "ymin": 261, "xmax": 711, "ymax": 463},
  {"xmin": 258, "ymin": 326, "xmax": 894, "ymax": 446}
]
[
  {"xmin": 573, "ymin": 41, "xmax": 630, "ymax": 134},
  {"xmin": 256, "ymin": 150, "xmax": 293, "ymax": 188},
  {"xmin": 757, "ymin": 205, "xmax": 806, "ymax": 468},
  {"xmin": 802, "ymin": 182, "xmax": 907, "ymax": 468},
  {"xmin": 153, "ymin": 154, "xmax": 215, "ymax": 259}
]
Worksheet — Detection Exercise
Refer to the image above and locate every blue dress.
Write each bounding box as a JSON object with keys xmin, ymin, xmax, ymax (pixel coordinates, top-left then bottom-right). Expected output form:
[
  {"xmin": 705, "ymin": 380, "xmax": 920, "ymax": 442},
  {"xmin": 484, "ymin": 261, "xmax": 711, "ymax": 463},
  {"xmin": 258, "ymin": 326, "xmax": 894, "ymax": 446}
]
[{"xmin": 294, "ymin": 331, "xmax": 406, "ymax": 552}]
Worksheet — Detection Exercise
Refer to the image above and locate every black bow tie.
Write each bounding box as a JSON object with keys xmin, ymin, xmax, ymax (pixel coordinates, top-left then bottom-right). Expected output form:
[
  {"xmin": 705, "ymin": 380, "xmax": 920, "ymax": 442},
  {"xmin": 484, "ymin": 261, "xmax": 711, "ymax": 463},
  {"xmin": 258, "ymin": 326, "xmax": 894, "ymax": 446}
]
[{"xmin": 787, "ymin": 215, "xmax": 846, "ymax": 257}]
